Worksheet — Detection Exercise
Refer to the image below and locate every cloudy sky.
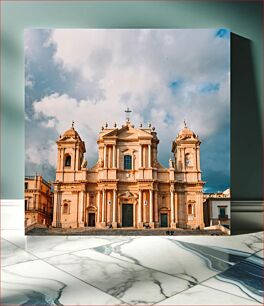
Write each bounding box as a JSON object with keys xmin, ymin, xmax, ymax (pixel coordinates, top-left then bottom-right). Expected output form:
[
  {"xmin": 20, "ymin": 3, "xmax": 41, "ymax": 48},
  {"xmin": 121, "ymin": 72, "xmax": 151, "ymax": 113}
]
[{"xmin": 25, "ymin": 29, "xmax": 230, "ymax": 192}]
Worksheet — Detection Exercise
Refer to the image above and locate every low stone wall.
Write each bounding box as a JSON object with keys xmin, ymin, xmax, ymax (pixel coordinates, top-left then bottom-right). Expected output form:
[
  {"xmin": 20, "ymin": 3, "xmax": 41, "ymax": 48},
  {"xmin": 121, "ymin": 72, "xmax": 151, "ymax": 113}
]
[{"xmin": 204, "ymin": 224, "xmax": 230, "ymax": 235}]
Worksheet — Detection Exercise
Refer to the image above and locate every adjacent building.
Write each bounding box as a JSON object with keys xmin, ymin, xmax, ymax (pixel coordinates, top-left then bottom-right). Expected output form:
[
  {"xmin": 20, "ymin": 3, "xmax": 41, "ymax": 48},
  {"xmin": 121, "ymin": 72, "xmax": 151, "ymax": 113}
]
[
  {"xmin": 52, "ymin": 114, "xmax": 205, "ymax": 230},
  {"xmin": 203, "ymin": 188, "xmax": 231, "ymax": 228},
  {"xmin": 25, "ymin": 175, "xmax": 53, "ymax": 227}
]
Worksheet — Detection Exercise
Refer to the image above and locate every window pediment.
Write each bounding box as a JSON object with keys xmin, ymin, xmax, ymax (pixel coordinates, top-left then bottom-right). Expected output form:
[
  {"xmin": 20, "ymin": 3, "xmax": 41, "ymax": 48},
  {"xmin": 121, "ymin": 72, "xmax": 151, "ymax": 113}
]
[{"xmin": 119, "ymin": 191, "xmax": 137, "ymax": 199}]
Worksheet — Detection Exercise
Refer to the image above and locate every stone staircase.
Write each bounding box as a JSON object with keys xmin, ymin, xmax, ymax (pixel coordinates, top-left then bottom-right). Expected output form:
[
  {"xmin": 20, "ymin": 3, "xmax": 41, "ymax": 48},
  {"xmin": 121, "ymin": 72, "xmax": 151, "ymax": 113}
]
[{"xmin": 26, "ymin": 226, "xmax": 225, "ymax": 236}]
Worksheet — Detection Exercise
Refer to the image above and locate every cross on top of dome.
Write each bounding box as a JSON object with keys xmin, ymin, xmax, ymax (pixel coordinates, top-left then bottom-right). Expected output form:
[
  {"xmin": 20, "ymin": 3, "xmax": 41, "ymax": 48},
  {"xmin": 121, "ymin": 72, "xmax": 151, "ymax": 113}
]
[{"xmin": 125, "ymin": 107, "xmax": 132, "ymax": 122}]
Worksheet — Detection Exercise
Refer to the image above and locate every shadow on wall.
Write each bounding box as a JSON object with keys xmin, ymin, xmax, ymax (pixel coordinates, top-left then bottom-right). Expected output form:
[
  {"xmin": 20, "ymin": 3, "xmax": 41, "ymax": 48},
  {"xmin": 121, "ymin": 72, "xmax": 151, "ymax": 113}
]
[{"xmin": 231, "ymin": 33, "xmax": 263, "ymax": 234}]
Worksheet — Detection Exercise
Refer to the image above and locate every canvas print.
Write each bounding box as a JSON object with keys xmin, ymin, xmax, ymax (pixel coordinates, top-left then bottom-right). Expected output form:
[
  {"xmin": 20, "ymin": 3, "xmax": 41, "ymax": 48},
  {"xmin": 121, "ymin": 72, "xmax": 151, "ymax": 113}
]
[{"xmin": 24, "ymin": 29, "xmax": 230, "ymax": 235}]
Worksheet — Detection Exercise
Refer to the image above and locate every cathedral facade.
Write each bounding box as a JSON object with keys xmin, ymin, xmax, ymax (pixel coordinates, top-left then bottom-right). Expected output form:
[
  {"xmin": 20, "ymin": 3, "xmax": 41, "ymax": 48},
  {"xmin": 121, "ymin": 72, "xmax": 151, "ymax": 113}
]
[{"xmin": 52, "ymin": 115, "xmax": 205, "ymax": 229}]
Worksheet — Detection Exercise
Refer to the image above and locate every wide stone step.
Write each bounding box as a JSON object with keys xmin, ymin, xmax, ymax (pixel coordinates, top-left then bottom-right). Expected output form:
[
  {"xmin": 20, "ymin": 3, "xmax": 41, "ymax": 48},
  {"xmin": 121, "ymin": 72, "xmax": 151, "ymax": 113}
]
[{"xmin": 26, "ymin": 227, "xmax": 225, "ymax": 236}]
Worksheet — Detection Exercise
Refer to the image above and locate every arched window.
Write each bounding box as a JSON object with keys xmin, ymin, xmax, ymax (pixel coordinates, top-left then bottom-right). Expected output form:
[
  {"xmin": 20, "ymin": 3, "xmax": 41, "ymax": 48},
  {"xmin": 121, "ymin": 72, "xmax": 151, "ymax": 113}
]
[
  {"xmin": 185, "ymin": 153, "xmax": 192, "ymax": 167},
  {"xmin": 124, "ymin": 155, "xmax": 132, "ymax": 170},
  {"xmin": 65, "ymin": 155, "xmax": 71, "ymax": 167},
  {"xmin": 63, "ymin": 203, "xmax": 69, "ymax": 214}
]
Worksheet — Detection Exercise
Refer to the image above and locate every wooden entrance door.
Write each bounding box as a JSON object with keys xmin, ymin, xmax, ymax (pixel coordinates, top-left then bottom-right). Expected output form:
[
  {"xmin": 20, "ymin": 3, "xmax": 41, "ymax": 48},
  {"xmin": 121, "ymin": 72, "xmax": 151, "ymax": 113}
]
[
  {"xmin": 160, "ymin": 213, "xmax": 168, "ymax": 227},
  {"xmin": 122, "ymin": 204, "xmax": 133, "ymax": 227},
  {"xmin": 88, "ymin": 213, "xmax": 96, "ymax": 227}
]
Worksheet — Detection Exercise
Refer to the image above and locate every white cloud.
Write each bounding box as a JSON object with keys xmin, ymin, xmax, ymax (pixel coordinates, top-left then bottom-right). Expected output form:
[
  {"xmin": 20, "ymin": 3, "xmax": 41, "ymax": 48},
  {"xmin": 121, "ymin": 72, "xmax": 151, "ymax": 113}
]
[
  {"xmin": 26, "ymin": 140, "xmax": 57, "ymax": 168},
  {"xmin": 30, "ymin": 29, "xmax": 230, "ymax": 168}
]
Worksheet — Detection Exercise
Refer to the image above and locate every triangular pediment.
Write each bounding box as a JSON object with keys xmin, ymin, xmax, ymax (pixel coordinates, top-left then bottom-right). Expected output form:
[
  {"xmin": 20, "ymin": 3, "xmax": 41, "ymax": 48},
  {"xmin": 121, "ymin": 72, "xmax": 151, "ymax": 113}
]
[
  {"xmin": 119, "ymin": 191, "xmax": 138, "ymax": 199},
  {"xmin": 103, "ymin": 124, "xmax": 152, "ymax": 140}
]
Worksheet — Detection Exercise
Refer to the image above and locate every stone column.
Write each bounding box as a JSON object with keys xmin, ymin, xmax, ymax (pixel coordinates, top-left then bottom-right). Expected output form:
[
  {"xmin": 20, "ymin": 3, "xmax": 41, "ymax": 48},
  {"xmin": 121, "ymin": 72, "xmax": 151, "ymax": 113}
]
[
  {"xmin": 73, "ymin": 146, "xmax": 76, "ymax": 172},
  {"xmin": 138, "ymin": 189, "xmax": 143, "ymax": 228},
  {"xmin": 139, "ymin": 145, "xmax": 142, "ymax": 168},
  {"xmin": 182, "ymin": 148, "xmax": 185, "ymax": 171},
  {"xmin": 117, "ymin": 148, "xmax": 120, "ymax": 169},
  {"xmin": 117, "ymin": 197, "xmax": 121, "ymax": 225},
  {"xmin": 154, "ymin": 191, "xmax": 158, "ymax": 223},
  {"xmin": 174, "ymin": 192, "xmax": 178, "ymax": 227},
  {"xmin": 133, "ymin": 203, "xmax": 136, "ymax": 227},
  {"xmin": 76, "ymin": 149, "xmax": 80, "ymax": 170},
  {"xmin": 148, "ymin": 144, "xmax": 151, "ymax": 168},
  {"xmin": 112, "ymin": 189, "xmax": 117, "ymax": 228},
  {"xmin": 103, "ymin": 145, "xmax": 107, "ymax": 168},
  {"xmin": 106, "ymin": 192, "xmax": 110, "ymax": 224},
  {"xmin": 52, "ymin": 191, "xmax": 58, "ymax": 227},
  {"xmin": 78, "ymin": 190, "xmax": 85, "ymax": 227},
  {"xmin": 143, "ymin": 146, "xmax": 146, "ymax": 168},
  {"xmin": 197, "ymin": 148, "xmax": 201, "ymax": 171},
  {"xmin": 181, "ymin": 148, "xmax": 186, "ymax": 181},
  {"xmin": 62, "ymin": 148, "xmax": 65, "ymax": 181},
  {"xmin": 149, "ymin": 189, "xmax": 154, "ymax": 228},
  {"xmin": 108, "ymin": 146, "xmax": 112, "ymax": 168},
  {"xmin": 170, "ymin": 185, "xmax": 176, "ymax": 228},
  {"xmin": 194, "ymin": 147, "xmax": 197, "ymax": 169},
  {"xmin": 60, "ymin": 148, "xmax": 63, "ymax": 170},
  {"xmin": 176, "ymin": 148, "xmax": 180, "ymax": 171},
  {"xmin": 83, "ymin": 192, "xmax": 86, "ymax": 224},
  {"xmin": 196, "ymin": 147, "xmax": 201, "ymax": 180},
  {"xmin": 113, "ymin": 145, "xmax": 116, "ymax": 168},
  {"xmin": 57, "ymin": 192, "xmax": 62, "ymax": 228},
  {"xmin": 102, "ymin": 189, "xmax": 106, "ymax": 225},
  {"xmin": 97, "ymin": 191, "xmax": 101, "ymax": 224},
  {"xmin": 76, "ymin": 192, "xmax": 79, "ymax": 227},
  {"xmin": 143, "ymin": 191, "xmax": 146, "ymax": 223},
  {"xmin": 57, "ymin": 149, "xmax": 60, "ymax": 170}
]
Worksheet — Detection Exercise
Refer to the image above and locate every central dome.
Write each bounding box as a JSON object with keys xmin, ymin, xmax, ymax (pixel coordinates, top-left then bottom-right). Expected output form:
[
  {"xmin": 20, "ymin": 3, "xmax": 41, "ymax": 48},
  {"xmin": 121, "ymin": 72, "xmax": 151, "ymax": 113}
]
[
  {"xmin": 176, "ymin": 121, "xmax": 199, "ymax": 141},
  {"xmin": 178, "ymin": 126, "xmax": 196, "ymax": 137},
  {"xmin": 63, "ymin": 127, "xmax": 80, "ymax": 138}
]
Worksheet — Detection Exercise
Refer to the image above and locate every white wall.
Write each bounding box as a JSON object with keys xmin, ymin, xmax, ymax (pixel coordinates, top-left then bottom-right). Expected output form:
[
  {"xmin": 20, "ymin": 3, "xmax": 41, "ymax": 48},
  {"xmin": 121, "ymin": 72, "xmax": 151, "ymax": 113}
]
[{"xmin": 211, "ymin": 200, "xmax": 230, "ymax": 219}]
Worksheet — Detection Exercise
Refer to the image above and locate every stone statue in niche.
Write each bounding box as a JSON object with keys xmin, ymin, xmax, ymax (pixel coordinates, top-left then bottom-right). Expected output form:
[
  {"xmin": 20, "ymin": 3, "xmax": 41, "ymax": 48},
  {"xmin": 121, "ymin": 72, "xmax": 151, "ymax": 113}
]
[
  {"xmin": 99, "ymin": 158, "xmax": 104, "ymax": 167},
  {"xmin": 153, "ymin": 158, "xmax": 158, "ymax": 168},
  {"xmin": 178, "ymin": 160, "xmax": 183, "ymax": 170},
  {"xmin": 81, "ymin": 158, "xmax": 88, "ymax": 168}
]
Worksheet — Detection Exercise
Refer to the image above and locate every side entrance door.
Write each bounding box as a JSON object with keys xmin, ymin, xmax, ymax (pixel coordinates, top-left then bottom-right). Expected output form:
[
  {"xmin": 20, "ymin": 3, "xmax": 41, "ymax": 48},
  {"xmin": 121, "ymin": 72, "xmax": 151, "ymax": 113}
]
[
  {"xmin": 88, "ymin": 213, "xmax": 96, "ymax": 227},
  {"xmin": 160, "ymin": 213, "xmax": 168, "ymax": 227},
  {"xmin": 122, "ymin": 204, "xmax": 133, "ymax": 227}
]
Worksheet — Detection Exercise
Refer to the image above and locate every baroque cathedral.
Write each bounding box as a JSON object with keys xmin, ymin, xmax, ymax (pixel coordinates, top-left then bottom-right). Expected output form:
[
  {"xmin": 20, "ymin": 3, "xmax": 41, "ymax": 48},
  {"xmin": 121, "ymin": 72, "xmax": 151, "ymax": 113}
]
[{"xmin": 52, "ymin": 110, "xmax": 205, "ymax": 229}]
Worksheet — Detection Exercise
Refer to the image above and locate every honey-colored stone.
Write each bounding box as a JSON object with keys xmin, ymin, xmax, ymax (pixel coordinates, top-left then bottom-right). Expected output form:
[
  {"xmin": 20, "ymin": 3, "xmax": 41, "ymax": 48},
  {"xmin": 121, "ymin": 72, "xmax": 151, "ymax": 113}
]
[
  {"xmin": 25, "ymin": 176, "xmax": 53, "ymax": 227},
  {"xmin": 52, "ymin": 119, "xmax": 205, "ymax": 229}
]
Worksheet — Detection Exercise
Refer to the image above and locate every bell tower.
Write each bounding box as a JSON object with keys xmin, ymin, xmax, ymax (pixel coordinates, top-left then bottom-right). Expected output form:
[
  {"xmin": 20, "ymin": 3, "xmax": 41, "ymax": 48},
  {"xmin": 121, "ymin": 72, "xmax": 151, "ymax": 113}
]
[
  {"xmin": 172, "ymin": 121, "xmax": 201, "ymax": 183},
  {"xmin": 56, "ymin": 122, "xmax": 86, "ymax": 182},
  {"xmin": 172, "ymin": 122, "xmax": 204, "ymax": 229}
]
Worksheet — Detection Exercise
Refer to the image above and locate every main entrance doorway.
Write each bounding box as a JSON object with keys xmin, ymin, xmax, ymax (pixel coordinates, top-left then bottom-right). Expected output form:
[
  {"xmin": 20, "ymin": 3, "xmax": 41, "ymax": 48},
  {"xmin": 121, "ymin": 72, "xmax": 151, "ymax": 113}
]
[
  {"xmin": 160, "ymin": 213, "xmax": 168, "ymax": 227},
  {"xmin": 88, "ymin": 213, "xmax": 96, "ymax": 227},
  {"xmin": 122, "ymin": 204, "xmax": 133, "ymax": 227}
]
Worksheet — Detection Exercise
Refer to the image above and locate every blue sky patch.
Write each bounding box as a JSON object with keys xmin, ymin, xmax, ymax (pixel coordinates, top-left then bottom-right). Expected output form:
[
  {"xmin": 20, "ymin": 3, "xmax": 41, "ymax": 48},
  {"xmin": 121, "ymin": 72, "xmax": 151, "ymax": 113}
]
[
  {"xmin": 215, "ymin": 28, "xmax": 230, "ymax": 39},
  {"xmin": 169, "ymin": 79, "xmax": 182, "ymax": 94},
  {"xmin": 164, "ymin": 113, "xmax": 174, "ymax": 126},
  {"xmin": 199, "ymin": 83, "xmax": 220, "ymax": 93}
]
